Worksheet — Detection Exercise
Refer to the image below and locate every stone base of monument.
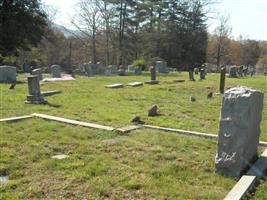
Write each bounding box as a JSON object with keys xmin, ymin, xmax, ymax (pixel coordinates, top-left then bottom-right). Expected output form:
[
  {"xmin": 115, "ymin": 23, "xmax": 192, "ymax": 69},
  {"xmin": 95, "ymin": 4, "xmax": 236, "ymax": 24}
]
[
  {"xmin": 145, "ymin": 80, "xmax": 159, "ymax": 85},
  {"xmin": 25, "ymin": 95, "xmax": 47, "ymax": 104}
]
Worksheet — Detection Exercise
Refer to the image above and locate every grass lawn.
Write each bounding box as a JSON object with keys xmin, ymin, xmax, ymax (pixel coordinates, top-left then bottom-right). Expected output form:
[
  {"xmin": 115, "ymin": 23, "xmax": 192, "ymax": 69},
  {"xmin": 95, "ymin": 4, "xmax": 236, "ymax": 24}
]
[
  {"xmin": 0, "ymin": 72, "xmax": 266, "ymax": 139},
  {"xmin": 0, "ymin": 72, "xmax": 266, "ymax": 199},
  {"xmin": 0, "ymin": 119, "xmax": 235, "ymax": 199}
]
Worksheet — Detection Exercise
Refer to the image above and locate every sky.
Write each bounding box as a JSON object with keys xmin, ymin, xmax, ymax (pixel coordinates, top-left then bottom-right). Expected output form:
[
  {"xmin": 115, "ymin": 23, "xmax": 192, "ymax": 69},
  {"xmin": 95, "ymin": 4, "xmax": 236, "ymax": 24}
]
[{"xmin": 43, "ymin": 0, "xmax": 267, "ymax": 41}]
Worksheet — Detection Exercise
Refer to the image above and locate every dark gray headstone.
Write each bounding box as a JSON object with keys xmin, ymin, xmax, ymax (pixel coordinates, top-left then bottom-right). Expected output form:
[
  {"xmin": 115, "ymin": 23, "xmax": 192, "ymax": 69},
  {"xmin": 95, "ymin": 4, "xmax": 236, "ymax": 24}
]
[
  {"xmin": 229, "ymin": 66, "xmax": 237, "ymax": 78},
  {"xmin": 215, "ymin": 87, "xmax": 264, "ymax": 178},
  {"xmin": 148, "ymin": 105, "xmax": 158, "ymax": 116},
  {"xmin": 0, "ymin": 65, "xmax": 16, "ymax": 83},
  {"xmin": 84, "ymin": 63, "xmax": 93, "ymax": 77},
  {"xmin": 155, "ymin": 61, "xmax": 168, "ymax": 73},
  {"xmin": 51, "ymin": 65, "xmax": 61, "ymax": 78},
  {"xmin": 134, "ymin": 66, "xmax": 142, "ymax": 75}
]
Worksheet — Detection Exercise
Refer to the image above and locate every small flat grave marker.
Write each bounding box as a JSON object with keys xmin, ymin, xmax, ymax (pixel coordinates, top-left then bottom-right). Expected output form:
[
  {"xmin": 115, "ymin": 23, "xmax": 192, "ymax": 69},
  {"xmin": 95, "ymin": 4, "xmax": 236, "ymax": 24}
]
[
  {"xmin": 0, "ymin": 176, "xmax": 8, "ymax": 184},
  {"xmin": 127, "ymin": 82, "xmax": 143, "ymax": 87},
  {"xmin": 105, "ymin": 83, "xmax": 124, "ymax": 88},
  {"xmin": 52, "ymin": 154, "xmax": 69, "ymax": 160}
]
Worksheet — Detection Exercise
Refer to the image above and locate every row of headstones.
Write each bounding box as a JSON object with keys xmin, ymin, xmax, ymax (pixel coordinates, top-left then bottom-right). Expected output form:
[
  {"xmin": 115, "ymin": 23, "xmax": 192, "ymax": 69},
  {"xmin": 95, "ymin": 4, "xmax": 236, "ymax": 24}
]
[
  {"xmin": 0, "ymin": 65, "xmax": 63, "ymax": 83},
  {"xmin": 190, "ymin": 68, "xmax": 207, "ymax": 81},
  {"xmin": 228, "ymin": 65, "xmax": 254, "ymax": 78},
  {"xmin": 84, "ymin": 61, "xmax": 168, "ymax": 77},
  {"xmin": 84, "ymin": 64, "xmax": 144, "ymax": 77}
]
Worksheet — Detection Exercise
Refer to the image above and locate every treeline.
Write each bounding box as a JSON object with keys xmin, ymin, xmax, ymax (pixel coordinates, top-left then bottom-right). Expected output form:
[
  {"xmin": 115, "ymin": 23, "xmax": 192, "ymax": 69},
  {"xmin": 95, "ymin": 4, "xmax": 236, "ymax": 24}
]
[
  {"xmin": 0, "ymin": 0, "xmax": 266, "ymax": 72},
  {"xmin": 68, "ymin": 0, "xmax": 210, "ymax": 69}
]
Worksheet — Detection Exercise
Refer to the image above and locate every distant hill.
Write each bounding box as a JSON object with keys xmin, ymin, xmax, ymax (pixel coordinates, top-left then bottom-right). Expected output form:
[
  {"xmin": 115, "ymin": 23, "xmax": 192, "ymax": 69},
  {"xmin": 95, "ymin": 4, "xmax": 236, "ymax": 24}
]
[{"xmin": 51, "ymin": 23, "xmax": 81, "ymax": 38}]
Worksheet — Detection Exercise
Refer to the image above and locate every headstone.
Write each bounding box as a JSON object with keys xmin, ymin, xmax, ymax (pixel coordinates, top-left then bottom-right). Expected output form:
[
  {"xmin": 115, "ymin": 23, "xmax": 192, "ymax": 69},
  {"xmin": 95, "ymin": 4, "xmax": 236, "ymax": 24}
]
[
  {"xmin": 155, "ymin": 61, "xmax": 168, "ymax": 73},
  {"xmin": 23, "ymin": 63, "xmax": 31, "ymax": 73},
  {"xmin": 0, "ymin": 65, "xmax": 16, "ymax": 83},
  {"xmin": 145, "ymin": 66, "xmax": 159, "ymax": 84},
  {"xmin": 134, "ymin": 66, "xmax": 142, "ymax": 75},
  {"xmin": 194, "ymin": 68, "xmax": 199, "ymax": 75},
  {"xmin": 84, "ymin": 63, "xmax": 93, "ymax": 77},
  {"xmin": 200, "ymin": 68, "xmax": 206, "ymax": 80},
  {"xmin": 215, "ymin": 87, "xmax": 264, "ymax": 178},
  {"xmin": 105, "ymin": 67, "xmax": 112, "ymax": 76},
  {"xmin": 220, "ymin": 67, "xmax": 226, "ymax": 94},
  {"xmin": 25, "ymin": 75, "xmax": 47, "ymax": 104},
  {"xmin": 105, "ymin": 83, "xmax": 124, "ymax": 88},
  {"xmin": 91, "ymin": 63, "xmax": 99, "ymax": 75},
  {"xmin": 127, "ymin": 82, "xmax": 143, "ymax": 87},
  {"xmin": 229, "ymin": 66, "xmax": 237, "ymax": 78},
  {"xmin": 0, "ymin": 176, "xmax": 8, "ymax": 183},
  {"xmin": 131, "ymin": 115, "xmax": 142, "ymax": 124},
  {"xmin": 189, "ymin": 71, "xmax": 195, "ymax": 81},
  {"xmin": 207, "ymin": 92, "xmax": 213, "ymax": 99},
  {"xmin": 51, "ymin": 65, "xmax": 61, "ymax": 78},
  {"xmin": 52, "ymin": 154, "xmax": 69, "ymax": 160},
  {"xmin": 118, "ymin": 69, "xmax": 125, "ymax": 76},
  {"xmin": 109, "ymin": 65, "xmax": 118, "ymax": 74},
  {"xmin": 128, "ymin": 65, "xmax": 136, "ymax": 72},
  {"xmin": 148, "ymin": 105, "xmax": 158, "ymax": 116},
  {"xmin": 150, "ymin": 66, "xmax": 156, "ymax": 81},
  {"xmin": 31, "ymin": 68, "xmax": 43, "ymax": 80},
  {"xmin": 189, "ymin": 96, "xmax": 196, "ymax": 102}
]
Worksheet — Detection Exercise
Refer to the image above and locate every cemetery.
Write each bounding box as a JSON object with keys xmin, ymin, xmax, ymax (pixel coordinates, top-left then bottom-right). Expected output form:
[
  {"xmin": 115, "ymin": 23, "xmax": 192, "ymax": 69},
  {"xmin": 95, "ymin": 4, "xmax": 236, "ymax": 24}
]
[{"xmin": 0, "ymin": 70, "xmax": 266, "ymax": 199}]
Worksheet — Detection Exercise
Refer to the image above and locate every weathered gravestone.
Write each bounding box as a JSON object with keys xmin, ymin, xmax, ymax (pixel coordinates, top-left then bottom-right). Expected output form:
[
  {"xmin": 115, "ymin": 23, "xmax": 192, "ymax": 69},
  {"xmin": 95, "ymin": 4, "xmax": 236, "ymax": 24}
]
[
  {"xmin": 109, "ymin": 65, "xmax": 118, "ymax": 74},
  {"xmin": 215, "ymin": 87, "xmax": 264, "ymax": 178},
  {"xmin": 84, "ymin": 63, "xmax": 93, "ymax": 77},
  {"xmin": 118, "ymin": 65, "xmax": 126, "ymax": 76},
  {"xmin": 25, "ymin": 75, "xmax": 47, "ymax": 104},
  {"xmin": 128, "ymin": 65, "xmax": 136, "ymax": 72},
  {"xmin": 194, "ymin": 68, "xmax": 199, "ymax": 75},
  {"xmin": 51, "ymin": 65, "xmax": 61, "ymax": 78},
  {"xmin": 134, "ymin": 66, "xmax": 142, "ymax": 75},
  {"xmin": 229, "ymin": 66, "xmax": 237, "ymax": 78},
  {"xmin": 189, "ymin": 71, "xmax": 195, "ymax": 81},
  {"xmin": 148, "ymin": 104, "xmax": 158, "ymax": 116},
  {"xmin": 22, "ymin": 63, "xmax": 31, "ymax": 73},
  {"xmin": 32, "ymin": 68, "xmax": 43, "ymax": 81},
  {"xmin": 0, "ymin": 66, "xmax": 16, "ymax": 83},
  {"xmin": 145, "ymin": 66, "xmax": 159, "ymax": 84},
  {"xmin": 155, "ymin": 61, "xmax": 168, "ymax": 73},
  {"xmin": 200, "ymin": 68, "xmax": 206, "ymax": 80}
]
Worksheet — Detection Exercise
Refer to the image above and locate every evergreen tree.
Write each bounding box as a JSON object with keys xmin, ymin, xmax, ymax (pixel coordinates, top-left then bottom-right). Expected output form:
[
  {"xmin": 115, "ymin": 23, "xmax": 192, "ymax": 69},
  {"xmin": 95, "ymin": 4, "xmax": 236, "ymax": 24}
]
[{"xmin": 0, "ymin": 0, "xmax": 47, "ymax": 56}]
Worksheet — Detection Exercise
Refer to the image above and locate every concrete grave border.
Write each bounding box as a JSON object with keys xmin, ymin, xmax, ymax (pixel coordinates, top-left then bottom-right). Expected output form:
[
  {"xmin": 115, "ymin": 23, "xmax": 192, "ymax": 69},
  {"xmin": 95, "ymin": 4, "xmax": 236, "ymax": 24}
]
[{"xmin": 225, "ymin": 148, "xmax": 267, "ymax": 200}]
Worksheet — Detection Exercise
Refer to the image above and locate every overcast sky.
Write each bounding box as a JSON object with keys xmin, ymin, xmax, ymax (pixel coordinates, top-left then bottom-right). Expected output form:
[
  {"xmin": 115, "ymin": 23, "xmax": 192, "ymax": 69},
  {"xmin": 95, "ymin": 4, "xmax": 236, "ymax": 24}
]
[{"xmin": 43, "ymin": 0, "xmax": 267, "ymax": 41}]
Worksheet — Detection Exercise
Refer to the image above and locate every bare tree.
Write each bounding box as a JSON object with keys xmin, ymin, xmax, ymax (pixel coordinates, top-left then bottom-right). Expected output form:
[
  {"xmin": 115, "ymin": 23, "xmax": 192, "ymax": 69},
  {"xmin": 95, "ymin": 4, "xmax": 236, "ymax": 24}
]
[
  {"xmin": 71, "ymin": 0, "xmax": 103, "ymax": 64},
  {"xmin": 214, "ymin": 15, "xmax": 232, "ymax": 71}
]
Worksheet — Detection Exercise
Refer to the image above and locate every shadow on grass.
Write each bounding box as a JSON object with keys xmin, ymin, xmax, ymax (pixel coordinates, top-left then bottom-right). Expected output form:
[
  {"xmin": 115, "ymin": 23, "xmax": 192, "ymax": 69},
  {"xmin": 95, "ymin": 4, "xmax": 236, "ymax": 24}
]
[{"xmin": 46, "ymin": 102, "xmax": 62, "ymax": 108}]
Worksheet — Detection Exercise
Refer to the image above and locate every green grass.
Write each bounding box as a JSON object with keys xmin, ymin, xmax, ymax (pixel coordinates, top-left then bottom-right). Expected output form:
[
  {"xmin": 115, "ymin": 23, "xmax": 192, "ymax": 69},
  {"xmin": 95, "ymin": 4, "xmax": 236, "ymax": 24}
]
[
  {"xmin": 0, "ymin": 72, "xmax": 266, "ymax": 199},
  {"xmin": 1, "ymin": 72, "xmax": 266, "ymax": 139},
  {"xmin": 0, "ymin": 119, "xmax": 235, "ymax": 199}
]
